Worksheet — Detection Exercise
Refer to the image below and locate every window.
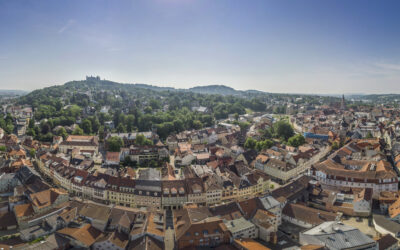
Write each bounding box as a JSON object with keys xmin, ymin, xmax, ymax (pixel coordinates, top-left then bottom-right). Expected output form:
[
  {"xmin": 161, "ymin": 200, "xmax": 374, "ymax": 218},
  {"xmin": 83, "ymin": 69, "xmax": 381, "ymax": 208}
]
[
  {"xmin": 203, "ymin": 230, "xmax": 208, "ymax": 235},
  {"xmin": 195, "ymin": 232, "xmax": 199, "ymax": 236}
]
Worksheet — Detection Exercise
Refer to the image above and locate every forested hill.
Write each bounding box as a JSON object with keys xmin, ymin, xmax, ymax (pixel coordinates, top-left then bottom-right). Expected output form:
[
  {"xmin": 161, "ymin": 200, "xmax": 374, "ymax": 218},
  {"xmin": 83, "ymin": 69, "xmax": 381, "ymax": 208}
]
[
  {"xmin": 22, "ymin": 78, "xmax": 265, "ymax": 97},
  {"xmin": 17, "ymin": 78, "xmax": 273, "ymax": 108},
  {"xmin": 16, "ymin": 78, "xmax": 276, "ymax": 141},
  {"xmin": 188, "ymin": 85, "xmax": 241, "ymax": 95}
]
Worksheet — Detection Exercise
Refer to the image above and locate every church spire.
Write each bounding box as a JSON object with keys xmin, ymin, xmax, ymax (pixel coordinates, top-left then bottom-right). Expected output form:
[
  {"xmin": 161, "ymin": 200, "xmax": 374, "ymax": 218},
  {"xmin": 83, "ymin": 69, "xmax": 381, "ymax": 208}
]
[{"xmin": 340, "ymin": 94, "xmax": 346, "ymax": 110}]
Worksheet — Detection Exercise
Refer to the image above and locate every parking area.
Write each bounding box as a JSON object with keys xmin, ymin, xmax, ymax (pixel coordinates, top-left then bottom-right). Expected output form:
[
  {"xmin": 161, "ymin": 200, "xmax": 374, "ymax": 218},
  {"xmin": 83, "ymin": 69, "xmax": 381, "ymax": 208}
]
[{"xmin": 341, "ymin": 216, "xmax": 378, "ymax": 238}]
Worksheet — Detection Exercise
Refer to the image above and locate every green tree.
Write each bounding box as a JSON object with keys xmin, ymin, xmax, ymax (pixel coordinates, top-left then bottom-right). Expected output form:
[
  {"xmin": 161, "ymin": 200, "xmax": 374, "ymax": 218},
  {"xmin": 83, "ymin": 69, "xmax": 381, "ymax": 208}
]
[
  {"xmin": 28, "ymin": 118, "xmax": 35, "ymax": 129},
  {"xmin": 0, "ymin": 146, "xmax": 6, "ymax": 152},
  {"xmin": 135, "ymin": 134, "xmax": 152, "ymax": 146},
  {"xmin": 149, "ymin": 99, "xmax": 161, "ymax": 110},
  {"xmin": 260, "ymin": 128, "xmax": 272, "ymax": 140},
  {"xmin": 116, "ymin": 123, "xmax": 126, "ymax": 133},
  {"xmin": 27, "ymin": 128, "xmax": 36, "ymax": 137},
  {"xmin": 287, "ymin": 134, "xmax": 306, "ymax": 147},
  {"xmin": 331, "ymin": 141, "xmax": 339, "ymax": 150},
  {"xmin": 107, "ymin": 136, "xmax": 124, "ymax": 152},
  {"xmin": 81, "ymin": 119, "xmax": 92, "ymax": 134},
  {"xmin": 125, "ymin": 115, "xmax": 135, "ymax": 132},
  {"xmin": 90, "ymin": 117, "xmax": 100, "ymax": 133},
  {"xmin": 29, "ymin": 149, "xmax": 36, "ymax": 158},
  {"xmin": 273, "ymin": 120, "xmax": 294, "ymax": 141},
  {"xmin": 256, "ymin": 139, "xmax": 274, "ymax": 151},
  {"xmin": 98, "ymin": 126, "xmax": 105, "ymax": 142},
  {"xmin": 238, "ymin": 121, "xmax": 250, "ymax": 132},
  {"xmin": 40, "ymin": 122, "xmax": 51, "ymax": 135},
  {"xmin": 72, "ymin": 126, "xmax": 84, "ymax": 135},
  {"xmin": 244, "ymin": 137, "xmax": 257, "ymax": 149},
  {"xmin": 57, "ymin": 127, "xmax": 68, "ymax": 139},
  {"xmin": 6, "ymin": 124, "xmax": 14, "ymax": 134},
  {"xmin": 39, "ymin": 132, "xmax": 54, "ymax": 142},
  {"xmin": 193, "ymin": 120, "xmax": 203, "ymax": 130},
  {"xmin": 365, "ymin": 131, "xmax": 373, "ymax": 139},
  {"xmin": 122, "ymin": 156, "xmax": 137, "ymax": 167},
  {"xmin": 0, "ymin": 118, "xmax": 6, "ymax": 131},
  {"xmin": 144, "ymin": 106, "xmax": 152, "ymax": 114}
]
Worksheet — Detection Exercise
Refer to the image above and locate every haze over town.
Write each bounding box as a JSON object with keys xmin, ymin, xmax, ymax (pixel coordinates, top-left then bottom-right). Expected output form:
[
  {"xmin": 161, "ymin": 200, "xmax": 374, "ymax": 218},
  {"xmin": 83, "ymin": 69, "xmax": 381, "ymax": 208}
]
[
  {"xmin": 1, "ymin": 0, "xmax": 400, "ymax": 94},
  {"xmin": 2, "ymin": 1, "xmax": 400, "ymax": 250}
]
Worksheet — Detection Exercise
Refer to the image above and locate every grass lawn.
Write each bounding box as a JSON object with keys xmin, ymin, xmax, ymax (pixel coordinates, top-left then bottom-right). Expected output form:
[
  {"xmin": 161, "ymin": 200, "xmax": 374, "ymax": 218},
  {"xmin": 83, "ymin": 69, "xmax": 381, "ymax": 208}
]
[
  {"xmin": 245, "ymin": 108, "xmax": 253, "ymax": 114},
  {"xmin": 272, "ymin": 114, "xmax": 290, "ymax": 121}
]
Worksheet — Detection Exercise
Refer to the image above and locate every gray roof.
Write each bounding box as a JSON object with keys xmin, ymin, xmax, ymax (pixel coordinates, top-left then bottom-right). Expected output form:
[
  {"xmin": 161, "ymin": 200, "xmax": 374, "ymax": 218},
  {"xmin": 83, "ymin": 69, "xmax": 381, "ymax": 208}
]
[
  {"xmin": 135, "ymin": 180, "xmax": 162, "ymax": 192},
  {"xmin": 259, "ymin": 196, "xmax": 280, "ymax": 210},
  {"xmin": 0, "ymin": 172, "xmax": 17, "ymax": 181},
  {"xmin": 373, "ymin": 214, "xmax": 400, "ymax": 234},
  {"xmin": 301, "ymin": 221, "xmax": 376, "ymax": 250},
  {"xmin": 224, "ymin": 217, "xmax": 255, "ymax": 234},
  {"xmin": 138, "ymin": 168, "xmax": 161, "ymax": 181}
]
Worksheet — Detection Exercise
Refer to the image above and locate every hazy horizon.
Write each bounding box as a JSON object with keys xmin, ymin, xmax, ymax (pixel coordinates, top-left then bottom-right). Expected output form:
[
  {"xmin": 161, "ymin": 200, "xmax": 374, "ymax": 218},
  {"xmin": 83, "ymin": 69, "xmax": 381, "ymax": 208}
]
[
  {"xmin": 0, "ymin": 77, "xmax": 382, "ymax": 97},
  {"xmin": 1, "ymin": 0, "xmax": 400, "ymax": 94}
]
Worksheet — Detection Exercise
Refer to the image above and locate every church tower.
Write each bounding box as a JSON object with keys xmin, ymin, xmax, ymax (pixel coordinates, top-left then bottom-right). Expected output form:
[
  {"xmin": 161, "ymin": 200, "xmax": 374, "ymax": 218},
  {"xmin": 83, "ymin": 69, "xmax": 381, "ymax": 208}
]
[{"xmin": 340, "ymin": 94, "xmax": 346, "ymax": 110}]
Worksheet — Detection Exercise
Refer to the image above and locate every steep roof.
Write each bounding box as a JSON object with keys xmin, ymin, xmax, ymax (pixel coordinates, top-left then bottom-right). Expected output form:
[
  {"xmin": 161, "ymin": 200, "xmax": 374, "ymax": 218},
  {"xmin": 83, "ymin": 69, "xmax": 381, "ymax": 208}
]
[
  {"xmin": 14, "ymin": 203, "xmax": 34, "ymax": 218},
  {"xmin": 79, "ymin": 203, "xmax": 111, "ymax": 222},
  {"xmin": 283, "ymin": 203, "xmax": 338, "ymax": 226},
  {"xmin": 29, "ymin": 188, "xmax": 67, "ymax": 210},
  {"xmin": 389, "ymin": 196, "xmax": 400, "ymax": 219},
  {"xmin": 57, "ymin": 224, "xmax": 103, "ymax": 247}
]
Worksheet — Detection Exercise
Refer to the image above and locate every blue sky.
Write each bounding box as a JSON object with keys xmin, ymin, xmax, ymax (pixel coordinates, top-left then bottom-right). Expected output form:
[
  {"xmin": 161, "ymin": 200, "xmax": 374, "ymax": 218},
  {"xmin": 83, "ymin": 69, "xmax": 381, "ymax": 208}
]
[{"xmin": 1, "ymin": 0, "xmax": 400, "ymax": 94}]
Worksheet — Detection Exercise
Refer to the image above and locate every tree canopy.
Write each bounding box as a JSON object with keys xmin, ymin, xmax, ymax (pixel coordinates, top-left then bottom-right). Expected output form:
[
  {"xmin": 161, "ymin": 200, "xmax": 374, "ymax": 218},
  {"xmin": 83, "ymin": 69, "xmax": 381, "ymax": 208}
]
[
  {"xmin": 107, "ymin": 136, "xmax": 124, "ymax": 152},
  {"xmin": 273, "ymin": 120, "xmax": 294, "ymax": 141},
  {"xmin": 287, "ymin": 134, "xmax": 305, "ymax": 147}
]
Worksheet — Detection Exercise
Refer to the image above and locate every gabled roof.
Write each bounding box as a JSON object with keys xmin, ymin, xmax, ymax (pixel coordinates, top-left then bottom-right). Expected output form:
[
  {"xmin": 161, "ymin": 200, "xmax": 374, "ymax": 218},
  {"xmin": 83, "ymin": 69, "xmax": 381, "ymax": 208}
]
[
  {"xmin": 57, "ymin": 224, "xmax": 103, "ymax": 247},
  {"xmin": 29, "ymin": 188, "xmax": 67, "ymax": 210},
  {"xmin": 238, "ymin": 198, "xmax": 262, "ymax": 219},
  {"xmin": 14, "ymin": 203, "xmax": 34, "ymax": 218},
  {"xmin": 79, "ymin": 203, "xmax": 111, "ymax": 222},
  {"xmin": 283, "ymin": 203, "xmax": 338, "ymax": 226},
  {"xmin": 99, "ymin": 231, "xmax": 129, "ymax": 249},
  {"xmin": 109, "ymin": 207, "xmax": 136, "ymax": 229},
  {"xmin": 209, "ymin": 202, "xmax": 243, "ymax": 220}
]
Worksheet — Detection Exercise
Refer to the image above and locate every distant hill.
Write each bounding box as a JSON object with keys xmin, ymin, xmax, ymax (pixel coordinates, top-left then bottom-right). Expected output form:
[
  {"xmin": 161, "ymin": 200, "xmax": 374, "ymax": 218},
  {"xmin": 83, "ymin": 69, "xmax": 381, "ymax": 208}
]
[
  {"xmin": 21, "ymin": 77, "xmax": 270, "ymax": 99},
  {"xmin": 188, "ymin": 85, "xmax": 239, "ymax": 95},
  {"xmin": 0, "ymin": 89, "xmax": 28, "ymax": 96}
]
